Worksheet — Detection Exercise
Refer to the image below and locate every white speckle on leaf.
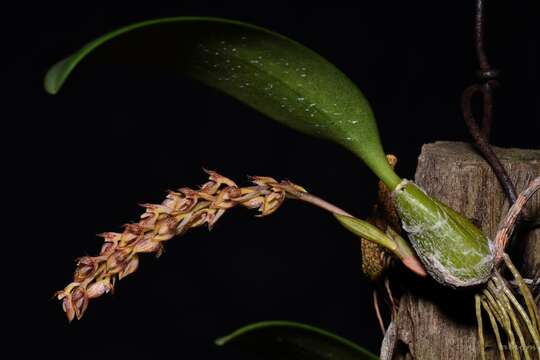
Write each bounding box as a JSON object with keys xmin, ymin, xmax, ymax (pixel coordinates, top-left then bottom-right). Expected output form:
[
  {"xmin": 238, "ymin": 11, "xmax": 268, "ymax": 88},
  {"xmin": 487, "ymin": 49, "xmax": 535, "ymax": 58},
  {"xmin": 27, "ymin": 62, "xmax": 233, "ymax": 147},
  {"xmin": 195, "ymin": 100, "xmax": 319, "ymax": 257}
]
[
  {"xmin": 300, "ymin": 73, "xmax": 307, "ymax": 77},
  {"xmin": 350, "ymin": 120, "xmax": 358, "ymax": 124},
  {"xmin": 297, "ymin": 97, "xmax": 305, "ymax": 101}
]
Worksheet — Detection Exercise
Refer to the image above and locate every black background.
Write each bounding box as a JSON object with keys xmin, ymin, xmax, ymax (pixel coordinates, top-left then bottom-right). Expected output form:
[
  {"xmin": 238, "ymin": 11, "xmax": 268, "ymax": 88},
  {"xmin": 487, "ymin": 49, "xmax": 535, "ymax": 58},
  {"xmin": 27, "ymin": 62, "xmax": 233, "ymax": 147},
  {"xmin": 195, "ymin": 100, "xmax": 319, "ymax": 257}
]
[{"xmin": 5, "ymin": 1, "xmax": 538, "ymax": 359}]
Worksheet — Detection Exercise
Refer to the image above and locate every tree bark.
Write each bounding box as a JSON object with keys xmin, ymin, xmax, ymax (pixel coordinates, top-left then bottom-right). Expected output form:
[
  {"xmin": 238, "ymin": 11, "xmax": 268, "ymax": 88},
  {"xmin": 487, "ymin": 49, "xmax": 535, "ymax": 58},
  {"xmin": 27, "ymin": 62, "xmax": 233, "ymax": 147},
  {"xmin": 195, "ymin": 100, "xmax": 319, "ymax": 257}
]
[{"xmin": 391, "ymin": 141, "xmax": 540, "ymax": 360}]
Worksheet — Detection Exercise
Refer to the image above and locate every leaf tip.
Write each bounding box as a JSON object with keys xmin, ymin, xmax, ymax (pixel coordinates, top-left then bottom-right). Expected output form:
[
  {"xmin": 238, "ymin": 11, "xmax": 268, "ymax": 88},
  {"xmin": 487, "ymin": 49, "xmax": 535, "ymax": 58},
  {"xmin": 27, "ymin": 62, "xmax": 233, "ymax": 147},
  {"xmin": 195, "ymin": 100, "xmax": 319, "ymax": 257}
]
[
  {"xmin": 214, "ymin": 335, "xmax": 230, "ymax": 347},
  {"xmin": 43, "ymin": 57, "xmax": 72, "ymax": 95}
]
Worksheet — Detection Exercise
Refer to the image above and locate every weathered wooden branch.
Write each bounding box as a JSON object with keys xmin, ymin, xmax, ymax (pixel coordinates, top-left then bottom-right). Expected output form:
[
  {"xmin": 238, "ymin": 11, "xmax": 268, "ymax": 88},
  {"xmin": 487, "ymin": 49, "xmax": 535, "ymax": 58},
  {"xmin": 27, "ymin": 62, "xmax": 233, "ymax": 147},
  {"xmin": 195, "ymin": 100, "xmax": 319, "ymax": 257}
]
[{"xmin": 390, "ymin": 141, "xmax": 539, "ymax": 360}]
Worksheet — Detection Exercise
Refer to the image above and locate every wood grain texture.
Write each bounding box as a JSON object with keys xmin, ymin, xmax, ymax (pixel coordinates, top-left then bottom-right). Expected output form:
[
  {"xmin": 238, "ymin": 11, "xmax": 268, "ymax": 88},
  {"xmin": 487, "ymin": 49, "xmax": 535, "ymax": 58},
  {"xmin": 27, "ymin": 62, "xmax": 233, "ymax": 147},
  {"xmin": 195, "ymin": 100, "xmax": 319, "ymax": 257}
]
[{"xmin": 391, "ymin": 141, "xmax": 540, "ymax": 360}]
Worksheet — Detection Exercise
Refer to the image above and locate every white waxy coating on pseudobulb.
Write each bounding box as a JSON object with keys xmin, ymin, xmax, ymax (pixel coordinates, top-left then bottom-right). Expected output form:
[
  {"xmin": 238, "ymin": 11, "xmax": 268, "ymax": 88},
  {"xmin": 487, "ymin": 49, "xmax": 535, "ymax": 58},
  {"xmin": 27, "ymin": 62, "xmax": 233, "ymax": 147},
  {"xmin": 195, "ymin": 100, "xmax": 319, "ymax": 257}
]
[{"xmin": 393, "ymin": 180, "xmax": 494, "ymax": 288}]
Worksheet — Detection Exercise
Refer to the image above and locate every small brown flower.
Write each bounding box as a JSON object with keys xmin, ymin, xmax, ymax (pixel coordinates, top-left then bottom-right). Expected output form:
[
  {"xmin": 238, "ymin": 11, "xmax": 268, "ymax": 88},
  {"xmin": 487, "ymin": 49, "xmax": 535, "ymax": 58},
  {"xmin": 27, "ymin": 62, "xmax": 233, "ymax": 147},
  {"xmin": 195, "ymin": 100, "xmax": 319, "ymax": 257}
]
[
  {"xmin": 86, "ymin": 277, "xmax": 113, "ymax": 299},
  {"xmin": 119, "ymin": 256, "xmax": 139, "ymax": 280}
]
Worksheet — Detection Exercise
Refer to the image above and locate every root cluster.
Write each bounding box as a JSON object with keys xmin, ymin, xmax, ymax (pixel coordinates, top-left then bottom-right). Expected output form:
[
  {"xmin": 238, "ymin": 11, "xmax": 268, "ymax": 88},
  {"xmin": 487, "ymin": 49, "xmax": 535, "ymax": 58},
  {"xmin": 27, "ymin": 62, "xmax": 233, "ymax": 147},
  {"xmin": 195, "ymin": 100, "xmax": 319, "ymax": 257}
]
[{"xmin": 475, "ymin": 254, "xmax": 540, "ymax": 360}]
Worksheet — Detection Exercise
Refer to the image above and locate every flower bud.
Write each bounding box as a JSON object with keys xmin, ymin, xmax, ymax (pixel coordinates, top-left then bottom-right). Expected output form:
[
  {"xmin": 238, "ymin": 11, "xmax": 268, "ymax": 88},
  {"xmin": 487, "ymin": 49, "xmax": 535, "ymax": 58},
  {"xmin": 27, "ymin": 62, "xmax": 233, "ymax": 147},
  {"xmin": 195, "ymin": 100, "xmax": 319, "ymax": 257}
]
[
  {"xmin": 119, "ymin": 256, "xmax": 139, "ymax": 280},
  {"xmin": 259, "ymin": 191, "xmax": 285, "ymax": 216},
  {"xmin": 133, "ymin": 236, "xmax": 162, "ymax": 253},
  {"xmin": 71, "ymin": 286, "xmax": 89, "ymax": 320},
  {"xmin": 86, "ymin": 278, "xmax": 112, "ymax": 298},
  {"xmin": 74, "ymin": 257, "xmax": 96, "ymax": 282},
  {"xmin": 61, "ymin": 295, "xmax": 75, "ymax": 322}
]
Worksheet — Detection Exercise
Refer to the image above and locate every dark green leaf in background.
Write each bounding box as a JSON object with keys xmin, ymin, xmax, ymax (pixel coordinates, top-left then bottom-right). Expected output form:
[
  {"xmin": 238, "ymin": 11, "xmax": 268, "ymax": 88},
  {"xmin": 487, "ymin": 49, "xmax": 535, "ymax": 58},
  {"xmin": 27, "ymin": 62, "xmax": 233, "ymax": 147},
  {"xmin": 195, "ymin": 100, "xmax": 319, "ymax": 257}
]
[{"xmin": 215, "ymin": 320, "xmax": 380, "ymax": 360}]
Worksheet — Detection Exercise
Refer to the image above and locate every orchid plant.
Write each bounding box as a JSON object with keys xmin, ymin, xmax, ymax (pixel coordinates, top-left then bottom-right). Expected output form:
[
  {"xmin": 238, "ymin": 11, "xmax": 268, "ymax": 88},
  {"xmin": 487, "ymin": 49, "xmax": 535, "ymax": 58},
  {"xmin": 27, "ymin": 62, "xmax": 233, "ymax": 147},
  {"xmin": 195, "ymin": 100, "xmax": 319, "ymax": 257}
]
[{"xmin": 46, "ymin": 17, "xmax": 539, "ymax": 359}]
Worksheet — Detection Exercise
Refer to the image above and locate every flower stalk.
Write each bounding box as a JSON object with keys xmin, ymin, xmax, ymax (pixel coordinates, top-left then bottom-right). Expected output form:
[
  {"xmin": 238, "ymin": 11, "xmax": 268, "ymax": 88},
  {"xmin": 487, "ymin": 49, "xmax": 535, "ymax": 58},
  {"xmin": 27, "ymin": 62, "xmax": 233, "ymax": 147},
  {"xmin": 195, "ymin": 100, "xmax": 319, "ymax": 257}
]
[{"xmin": 56, "ymin": 170, "xmax": 424, "ymax": 321}]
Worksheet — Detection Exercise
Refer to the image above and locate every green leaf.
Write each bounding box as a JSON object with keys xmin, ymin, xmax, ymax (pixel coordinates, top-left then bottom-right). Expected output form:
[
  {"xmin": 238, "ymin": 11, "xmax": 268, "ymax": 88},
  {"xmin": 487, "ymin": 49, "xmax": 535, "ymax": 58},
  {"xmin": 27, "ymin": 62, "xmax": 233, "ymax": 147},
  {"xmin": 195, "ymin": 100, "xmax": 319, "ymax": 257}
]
[
  {"xmin": 215, "ymin": 320, "xmax": 380, "ymax": 360},
  {"xmin": 334, "ymin": 214, "xmax": 398, "ymax": 253},
  {"xmin": 333, "ymin": 214, "xmax": 427, "ymax": 277},
  {"xmin": 44, "ymin": 16, "xmax": 401, "ymax": 189}
]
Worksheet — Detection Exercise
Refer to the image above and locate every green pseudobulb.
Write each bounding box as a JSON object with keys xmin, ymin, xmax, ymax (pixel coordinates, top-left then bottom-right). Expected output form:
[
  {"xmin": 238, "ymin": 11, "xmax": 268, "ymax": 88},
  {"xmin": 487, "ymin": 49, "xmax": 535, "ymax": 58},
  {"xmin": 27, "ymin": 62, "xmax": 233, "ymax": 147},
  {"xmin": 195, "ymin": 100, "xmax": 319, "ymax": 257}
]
[{"xmin": 393, "ymin": 181, "xmax": 494, "ymax": 288}]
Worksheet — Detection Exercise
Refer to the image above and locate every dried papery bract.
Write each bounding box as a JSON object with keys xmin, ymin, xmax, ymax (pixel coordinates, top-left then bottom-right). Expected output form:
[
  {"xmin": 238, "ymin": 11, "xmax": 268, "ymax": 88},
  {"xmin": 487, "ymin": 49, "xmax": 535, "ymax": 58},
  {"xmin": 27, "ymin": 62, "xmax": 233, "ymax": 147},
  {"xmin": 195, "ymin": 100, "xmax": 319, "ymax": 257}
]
[{"xmin": 361, "ymin": 155, "xmax": 401, "ymax": 282}]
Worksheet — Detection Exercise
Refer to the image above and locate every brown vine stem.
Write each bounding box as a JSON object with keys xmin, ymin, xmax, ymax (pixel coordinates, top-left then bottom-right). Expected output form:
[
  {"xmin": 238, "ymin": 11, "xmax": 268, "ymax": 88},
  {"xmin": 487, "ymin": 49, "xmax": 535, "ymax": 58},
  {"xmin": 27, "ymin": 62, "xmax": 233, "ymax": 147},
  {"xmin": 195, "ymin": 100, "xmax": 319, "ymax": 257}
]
[
  {"xmin": 373, "ymin": 289, "xmax": 386, "ymax": 335},
  {"xmin": 495, "ymin": 177, "xmax": 540, "ymax": 263},
  {"xmin": 474, "ymin": 0, "xmax": 490, "ymax": 72},
  {"xmin": 462, "ymin": 0, "xmax": 523, "ymax": 210}
]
